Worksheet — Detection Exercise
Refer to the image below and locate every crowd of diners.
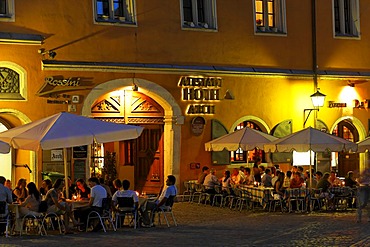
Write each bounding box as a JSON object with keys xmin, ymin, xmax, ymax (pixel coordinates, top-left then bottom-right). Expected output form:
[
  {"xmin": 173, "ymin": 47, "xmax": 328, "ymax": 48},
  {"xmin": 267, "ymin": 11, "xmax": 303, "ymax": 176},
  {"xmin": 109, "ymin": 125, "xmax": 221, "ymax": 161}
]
[
  {"xmin": 197, "ymin": 159, "xmax": 369, "ymax": 212},
  {"xmin": 0, "ymin": 174, "xmax": 178, "ymax": 235}
]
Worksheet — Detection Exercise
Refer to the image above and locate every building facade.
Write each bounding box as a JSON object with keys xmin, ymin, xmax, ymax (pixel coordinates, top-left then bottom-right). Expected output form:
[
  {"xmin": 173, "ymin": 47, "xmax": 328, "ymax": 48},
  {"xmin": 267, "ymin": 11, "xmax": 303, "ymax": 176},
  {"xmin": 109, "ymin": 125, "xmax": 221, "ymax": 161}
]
[{"xmin": 0, "ymin": 0, "xmax": 369, "ymax": 192}]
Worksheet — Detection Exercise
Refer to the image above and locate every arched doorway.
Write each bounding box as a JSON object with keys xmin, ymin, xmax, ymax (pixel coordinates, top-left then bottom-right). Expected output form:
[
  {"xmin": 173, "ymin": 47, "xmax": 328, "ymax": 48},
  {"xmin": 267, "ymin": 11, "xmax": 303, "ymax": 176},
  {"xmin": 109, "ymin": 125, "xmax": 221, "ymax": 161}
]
[
  {"xmin": 332, "ymin": 120, "xmax": 359, "ymax": 177},
  {"xmin": 90, "ymin": 89, "xmax": 165, "ymax": 193},
  {"xmin": 82, "ymin": 78, "xmax": 183, "ymax": 193}
]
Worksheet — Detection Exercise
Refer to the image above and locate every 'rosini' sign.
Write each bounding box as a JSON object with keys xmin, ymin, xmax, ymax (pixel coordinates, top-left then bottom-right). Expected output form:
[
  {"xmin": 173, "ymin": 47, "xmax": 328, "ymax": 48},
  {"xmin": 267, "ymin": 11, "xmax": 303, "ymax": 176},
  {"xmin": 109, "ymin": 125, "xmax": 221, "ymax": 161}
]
[{"xmin": 37, "ymin": 76, "xmax": 94, "ymax": 97}]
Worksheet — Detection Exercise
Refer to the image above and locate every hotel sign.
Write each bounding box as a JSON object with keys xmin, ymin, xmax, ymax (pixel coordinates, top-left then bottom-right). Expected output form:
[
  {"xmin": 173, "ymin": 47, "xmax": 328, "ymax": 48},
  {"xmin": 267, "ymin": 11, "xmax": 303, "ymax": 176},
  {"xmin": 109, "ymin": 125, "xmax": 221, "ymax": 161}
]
[{"xmin": 178, "ymin": 76, "xmax": 222, "ymax": 115}]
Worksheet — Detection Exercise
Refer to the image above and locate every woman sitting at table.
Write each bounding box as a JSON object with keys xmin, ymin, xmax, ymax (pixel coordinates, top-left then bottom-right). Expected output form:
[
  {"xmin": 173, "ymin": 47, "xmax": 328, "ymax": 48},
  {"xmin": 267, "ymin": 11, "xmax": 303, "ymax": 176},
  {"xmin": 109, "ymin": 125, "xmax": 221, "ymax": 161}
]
[
  {"xmin": 75, "ymin": 178, "xmax": 91, "ymax": 200},
  {"xmin": 220, "ymin": 170, "xmax": 231, "ymax": 195},
  {"xmin": 13, "ymin": 178, "xmax": 28, "ymax": 203},
  {"xmin": 344, "ymin": 171, "xmax": 359, "ymax": 188},
  {"xmin": 19, "ymin": 182, "xmax": 41, "ymax": 216},
  {"xmin": 39, "ymin": 179, "xmax": 52, "ymax": 198},
  {"xmin": 274, "ymin": 172, "xmax": 286, "ymax": 198},
  {"xmin": 45, "ymin": 178, "xmax": 78, "ymax": 233}
]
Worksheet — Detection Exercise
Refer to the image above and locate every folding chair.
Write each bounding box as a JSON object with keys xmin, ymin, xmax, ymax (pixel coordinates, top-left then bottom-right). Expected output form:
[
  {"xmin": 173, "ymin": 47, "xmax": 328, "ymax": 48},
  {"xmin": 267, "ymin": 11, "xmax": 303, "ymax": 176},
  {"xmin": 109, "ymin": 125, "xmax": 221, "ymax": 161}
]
[
  {"xmin": 150, "ymin": 195, "xmax": 177, "ymax": 227},
  {"xmin": 115, "ymin": 197, "xmax": 138, "ymax": 229},
  {"xmin": 86, "ymin": 198, "xmax": 116, "ymax": 232}
]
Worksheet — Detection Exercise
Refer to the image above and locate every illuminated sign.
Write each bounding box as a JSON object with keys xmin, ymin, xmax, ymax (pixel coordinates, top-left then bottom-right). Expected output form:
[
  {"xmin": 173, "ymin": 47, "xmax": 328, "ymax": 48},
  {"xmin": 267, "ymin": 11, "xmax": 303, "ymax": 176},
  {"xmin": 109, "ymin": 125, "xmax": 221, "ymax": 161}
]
[
  {"xmin": 328, "ymin": 101, "xmax": 347, "ymax": 108},
  {"xmin": 178, "ymin": 76, "xmax": 222, "ymax": 115},
  {"xmin": 37, "ymin": 76, "xmax": 93, "ymax": 97}
]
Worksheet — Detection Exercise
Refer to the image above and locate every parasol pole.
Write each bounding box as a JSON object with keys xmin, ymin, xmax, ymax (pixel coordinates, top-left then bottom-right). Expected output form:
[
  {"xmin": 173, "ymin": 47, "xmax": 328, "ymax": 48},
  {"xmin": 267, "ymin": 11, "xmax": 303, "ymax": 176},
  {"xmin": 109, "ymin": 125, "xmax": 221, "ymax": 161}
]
[
  {"xmin": 309, "ymin": 149, "xmax": 312, "ymax": 192},
  {"xmin": 63, "ymin": 147, "xmax": 69, "ymax": 199}
]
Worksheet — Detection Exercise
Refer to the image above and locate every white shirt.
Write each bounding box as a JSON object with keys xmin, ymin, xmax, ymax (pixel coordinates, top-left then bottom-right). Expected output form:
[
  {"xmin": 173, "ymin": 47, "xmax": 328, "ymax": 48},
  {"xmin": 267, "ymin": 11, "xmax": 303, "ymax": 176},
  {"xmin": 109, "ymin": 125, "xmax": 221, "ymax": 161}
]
[
  {"xmin": 91, "ymin": 184, "xmax": 107, "ymax": 207},
  {"xmin": 112, "ymin": 189, "xmax": 139, "ymax": 203},
  {"xmin": 203, "ymin": 174, "xmax": 219, "ymax": 189},
  {"xmin": 157, "ymin": 185, "xmax": 177, "ymax": 204}
]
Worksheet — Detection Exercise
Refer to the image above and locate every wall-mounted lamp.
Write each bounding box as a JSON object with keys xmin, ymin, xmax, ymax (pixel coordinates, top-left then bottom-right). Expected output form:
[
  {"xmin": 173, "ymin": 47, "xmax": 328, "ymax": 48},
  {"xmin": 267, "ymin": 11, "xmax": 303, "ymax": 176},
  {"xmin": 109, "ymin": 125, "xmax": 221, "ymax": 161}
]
[
  {"xmin": 303, "ymin": 89, "xmax": 326, "ymax": 128},
  {"xmin": 38, "ymin": 48, "xmax": 57, "ymax": 59}
]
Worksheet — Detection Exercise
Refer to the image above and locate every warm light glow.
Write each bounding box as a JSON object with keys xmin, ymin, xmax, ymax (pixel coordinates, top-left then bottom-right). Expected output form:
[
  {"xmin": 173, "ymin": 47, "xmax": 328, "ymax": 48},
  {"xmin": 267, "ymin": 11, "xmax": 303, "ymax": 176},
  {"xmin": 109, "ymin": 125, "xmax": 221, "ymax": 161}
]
[
  {"xmin": 293, "ymin": 151, "xmax": 315, "ymax": 166},
  {"xmin": 339, "ymin": 86, "xmax": 360, "ymax": 107},
  {"xmin": 310, "ymin": 90, "xmax": 326, "ymax": 107}
]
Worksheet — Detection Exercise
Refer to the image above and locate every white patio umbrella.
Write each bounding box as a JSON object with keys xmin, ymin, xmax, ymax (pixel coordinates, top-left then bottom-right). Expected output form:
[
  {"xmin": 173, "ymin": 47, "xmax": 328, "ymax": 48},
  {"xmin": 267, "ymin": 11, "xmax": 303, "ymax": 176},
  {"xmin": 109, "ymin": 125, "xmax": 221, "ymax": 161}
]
[
  {"xmin": 0, "ymin": 112, "xmax": 144, "ymax": 197},
  {"xmin": 205, "ymin": 127, "xmax": 278, "ymax": 152},
  {"xmin": 357, "ymin": 137, "xmax": 370, "ymax": 152},
  {"xmin": 0, "ymin": 140, "xmax": 10, "ymax": 153},
  {"xmin": 264, "ymin": 127, "xmax": 358, "ymax": 189}
]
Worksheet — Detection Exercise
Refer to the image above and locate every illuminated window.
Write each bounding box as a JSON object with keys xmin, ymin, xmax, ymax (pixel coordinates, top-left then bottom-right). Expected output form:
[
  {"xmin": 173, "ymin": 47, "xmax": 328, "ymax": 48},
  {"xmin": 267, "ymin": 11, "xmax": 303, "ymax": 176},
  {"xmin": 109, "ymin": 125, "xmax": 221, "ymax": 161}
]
[
  {"xmin": 181, "ymin": 0, "xmax": 217, "ymax": 30},
  {"xmin": 231, "ymin": 121, "xmax": 265, "ymax": 163},
  {"xmin": 94, "ymin": 0, "xmax": 136, "ymax": 24},
  {"xmin": 0, "ymin": 0, "xmax": 14, "ymax": 22},
  {"xmin": 333, "ymin": 0, "xmax": 359, "ymax": 37},
  {"xmin": 254, "ymin": 0, "xmax": 286, "ymax": 33}
]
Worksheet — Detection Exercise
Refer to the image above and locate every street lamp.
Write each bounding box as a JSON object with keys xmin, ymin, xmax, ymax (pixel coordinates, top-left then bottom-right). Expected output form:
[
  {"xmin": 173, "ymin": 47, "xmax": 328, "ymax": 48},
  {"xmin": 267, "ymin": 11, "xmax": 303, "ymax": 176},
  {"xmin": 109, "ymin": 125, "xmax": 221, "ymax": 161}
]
[{"xmin": 303, "ymin": 89, "xmax": 326, "ymax": 128}]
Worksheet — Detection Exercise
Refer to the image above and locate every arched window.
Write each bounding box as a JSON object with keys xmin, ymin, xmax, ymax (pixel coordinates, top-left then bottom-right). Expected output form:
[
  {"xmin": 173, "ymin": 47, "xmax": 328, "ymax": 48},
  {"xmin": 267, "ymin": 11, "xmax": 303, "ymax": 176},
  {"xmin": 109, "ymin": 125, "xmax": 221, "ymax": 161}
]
[{"xmin": 231, "ymin": 121, "xmax": 265, "ymax": 163}]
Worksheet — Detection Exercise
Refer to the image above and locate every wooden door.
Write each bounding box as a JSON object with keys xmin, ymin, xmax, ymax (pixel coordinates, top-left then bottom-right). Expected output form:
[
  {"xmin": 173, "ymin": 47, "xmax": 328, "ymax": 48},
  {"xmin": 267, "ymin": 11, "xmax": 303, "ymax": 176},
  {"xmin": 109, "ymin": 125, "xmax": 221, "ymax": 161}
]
[
  {"xmin": 135, "ymin": 125, "xmax": 164, "ymax": 194},
  {"xmin": 335, "ymin": 121, "xmax": 359, "ymax": 177}
]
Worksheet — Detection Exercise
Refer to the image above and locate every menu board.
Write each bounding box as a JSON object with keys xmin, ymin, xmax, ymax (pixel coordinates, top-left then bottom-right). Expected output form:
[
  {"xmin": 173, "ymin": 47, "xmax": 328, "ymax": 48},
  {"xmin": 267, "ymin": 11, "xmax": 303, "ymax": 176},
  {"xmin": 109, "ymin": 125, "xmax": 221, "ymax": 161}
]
[
  {"xmin": 73, "ymin": 159, "xmax": 86, "ymax": 181},
  {"xmin": 73, "ymin": 145, "xmax": 88, "ymax": 159}
]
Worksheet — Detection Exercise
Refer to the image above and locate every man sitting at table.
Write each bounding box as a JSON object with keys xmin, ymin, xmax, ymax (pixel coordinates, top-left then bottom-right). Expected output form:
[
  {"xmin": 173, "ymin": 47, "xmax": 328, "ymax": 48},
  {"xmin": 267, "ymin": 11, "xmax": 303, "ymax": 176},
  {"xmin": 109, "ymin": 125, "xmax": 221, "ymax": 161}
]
[
  {"xmin": 141, "ymin": 175, "xmax": 177, "ymax": 227},
  {"xmin": 262, "ymin": 169, "xmax": 273, "ymax": 187},
  {"xmin": 74, "ymin": 177, "xmax": 107, "ymax": 231},
  {"xmin": 0, "ymin": 176, "xmax": 12, "ymax": 236},
  {"xmin": 290, "ymin": 172, "xmax": 304, "ymax": 188},
  {"xmin": 112, "ymin": 179, "xmax": 138, "ymax": 223}
]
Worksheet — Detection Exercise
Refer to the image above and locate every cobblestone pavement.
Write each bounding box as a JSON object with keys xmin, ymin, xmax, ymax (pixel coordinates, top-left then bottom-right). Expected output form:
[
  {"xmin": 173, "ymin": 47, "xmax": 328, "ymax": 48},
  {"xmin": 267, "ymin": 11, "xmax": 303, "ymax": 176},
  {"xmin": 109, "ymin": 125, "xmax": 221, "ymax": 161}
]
[{"xmin": 1, "ymin": 202, "xmax": 369, "ymax": 247}]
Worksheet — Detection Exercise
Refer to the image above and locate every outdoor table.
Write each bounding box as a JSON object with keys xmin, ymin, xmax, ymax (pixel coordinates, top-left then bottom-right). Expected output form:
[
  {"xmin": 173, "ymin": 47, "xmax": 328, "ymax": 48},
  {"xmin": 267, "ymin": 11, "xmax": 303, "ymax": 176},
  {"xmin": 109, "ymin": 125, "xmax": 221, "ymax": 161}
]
[
  {"xmin": 66, "ymin": 199, "xmax": 90, "ymax": 210},
  {"xmin": 8, "ymin": 203, "xmax": 22, "ymax": 232},
  {"xmin": 239, "ymin": 185, "xmax": 274, "ymax": 207}
]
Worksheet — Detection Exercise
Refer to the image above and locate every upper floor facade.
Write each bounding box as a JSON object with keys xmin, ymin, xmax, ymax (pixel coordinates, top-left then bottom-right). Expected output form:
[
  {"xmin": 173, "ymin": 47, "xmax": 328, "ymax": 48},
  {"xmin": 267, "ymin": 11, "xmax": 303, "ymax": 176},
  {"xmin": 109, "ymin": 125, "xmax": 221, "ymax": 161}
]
[{"xmin": 0, "ymin": 0, "xmax": 369, "ymax": 72}]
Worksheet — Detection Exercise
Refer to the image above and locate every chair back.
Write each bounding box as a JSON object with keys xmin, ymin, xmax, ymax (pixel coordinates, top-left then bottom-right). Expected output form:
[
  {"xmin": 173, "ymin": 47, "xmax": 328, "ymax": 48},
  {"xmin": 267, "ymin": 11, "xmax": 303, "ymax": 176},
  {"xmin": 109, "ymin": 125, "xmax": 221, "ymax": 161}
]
[
  {"xmin": 38, "ymin": 200, "xmax": 48, "ymax": 213},
  {"xmin": 102, "ymin": 197, "xmax": 112, "ymax": 211},
  {"xmin": 165, "ymin": 195, "xmax": 176, "ymax": 207},
  {"xmin": 0, "ymin": 201, "xmax": 6, "ymax": 215},
  {"xmin": 117, "ymin": 197, "xmax": 135, "ymax": 209}
]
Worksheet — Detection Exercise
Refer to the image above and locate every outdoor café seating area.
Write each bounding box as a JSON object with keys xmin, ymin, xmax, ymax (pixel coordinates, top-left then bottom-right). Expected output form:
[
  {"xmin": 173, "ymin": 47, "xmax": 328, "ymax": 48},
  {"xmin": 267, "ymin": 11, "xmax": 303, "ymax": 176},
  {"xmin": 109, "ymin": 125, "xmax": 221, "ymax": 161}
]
[{"xmin": 182, "ymin": 180, "xmax": 358, "ymax": 214}]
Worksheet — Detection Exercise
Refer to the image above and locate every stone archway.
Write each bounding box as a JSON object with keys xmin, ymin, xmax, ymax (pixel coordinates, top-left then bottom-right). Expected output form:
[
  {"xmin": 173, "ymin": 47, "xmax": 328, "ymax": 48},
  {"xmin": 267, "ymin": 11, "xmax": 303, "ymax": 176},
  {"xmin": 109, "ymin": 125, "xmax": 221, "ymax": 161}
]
[
  {"xmin": 82, "ymin": 78, "xmax": 184, "ymax": 186},
  {"xmin": 330, "ymin": 116, "xmax": 367, "ymax": 173}
]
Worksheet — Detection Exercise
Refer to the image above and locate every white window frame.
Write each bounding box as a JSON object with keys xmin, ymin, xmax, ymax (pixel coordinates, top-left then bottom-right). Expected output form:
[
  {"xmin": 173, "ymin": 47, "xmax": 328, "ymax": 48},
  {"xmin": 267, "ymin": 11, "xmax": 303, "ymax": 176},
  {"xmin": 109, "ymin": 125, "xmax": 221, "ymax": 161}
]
[
  {"xmin": 93, "ymin": 0, "xmax": 136, "ymax": 25},
  {"xmin": 0, "ymin": 0, "xmax": 15, "ymax": 22},
  {"xmin": 180, "ymin": 0, "xmax": 218, "ymax": 30},
  {"xmin": 332, "ymin": 0, "xmax": 360, "ymax": 38},
  {"xmin": 253, "ymin": 0, "xmax": 286, "ymax": 34}
]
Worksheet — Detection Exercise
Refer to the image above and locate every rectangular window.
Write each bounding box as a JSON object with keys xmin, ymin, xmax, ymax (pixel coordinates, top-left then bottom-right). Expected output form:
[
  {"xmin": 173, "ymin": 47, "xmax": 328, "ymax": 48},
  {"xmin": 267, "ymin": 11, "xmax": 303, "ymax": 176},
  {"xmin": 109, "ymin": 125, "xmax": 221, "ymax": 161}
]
[
  {"xmin": 181, "ymin": 0, "xmax": 217, "ymax": 30},
  {"xmin": 333, "ymin": 0, "xmax": 359, "ymax": 37},
  {"xmin": 95, "ymin": 0, "xmax": 136, "ymax": 24},
  {"xmin": 0, "ymin": 0, "xmax": 7, "ymax": 16},
  {"xmin": 0, "ymin": 0, "xmax": 14, "ymax": 22},
  {"xmin": 254, "ymin": 0, "xmax": 286, "ymax": 34}
]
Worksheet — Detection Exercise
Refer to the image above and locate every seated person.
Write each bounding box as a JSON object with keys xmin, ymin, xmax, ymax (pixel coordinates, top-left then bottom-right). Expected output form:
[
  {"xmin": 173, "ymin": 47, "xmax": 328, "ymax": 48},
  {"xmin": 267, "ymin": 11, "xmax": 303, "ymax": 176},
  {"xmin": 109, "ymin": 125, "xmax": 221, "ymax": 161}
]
[
  {"xmin": 39, "ymin": 179, "xmax": 52, "ymax": 198},
  {"xmin": 45, "ymin": 178, "xmax": 78, "ymax": 233},
  {"xmin": 242, "ymin": 167, "xmax": 255, "ymax": 186},
  {"xmin": 63, "ymin": 177, "xmax": 76, "ymax": 200},
  {"xmin": 344, "ymin": 171, "xmax": 359, "ymax": 188},
  {"xmin": 112, "ymin": 179, "xmax": 139, "ymax": 210},
  {"xmin": 19, "ymin": 182, "xmax": 41, "ymax": 216},
  {"xmin": 262, "ymin": 169, "xmax": 273, "ymax": 187},
  {"xmin": 203, "ymin": 169, "xmax": 220, "ymax": 194},
  {"xmin": 141, "ymin": 175, "xmax": 177, "ymax": 227},
  {"xmin": 317, "ymin": 173, "xmax": 334, "ymax": 208},
  {"xmin": 13, "ymin": 178, "xmax": 28, "ymax": 203},
  {"xmin": 329, "ymin": 171, "xmax": 342, "ymax": 187},
  {"xmin": 73, "ymin": 177, "xmax": 107, "ymax": 232},
  {"xmin": 75, "ymin": 178, "xmax": 91, "ymax": 200},
  {"xmin": 99, "ymin": 178, "xmax": 113, "ymax": 198},
  {"xmin": 290, "ymin": 172, "xmax": 304, "ymax": 188}
]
